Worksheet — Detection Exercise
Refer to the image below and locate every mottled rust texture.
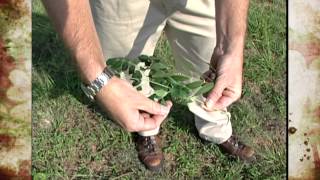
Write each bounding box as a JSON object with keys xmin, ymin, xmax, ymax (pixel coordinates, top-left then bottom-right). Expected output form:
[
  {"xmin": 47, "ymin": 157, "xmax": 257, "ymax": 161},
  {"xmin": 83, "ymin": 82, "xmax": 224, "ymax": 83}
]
[
  {"xmin": 0, "ymin": 0, "xmax": 31, "ymax": 178},
  {"xmin": 289, "ymin": 0, "xmax": 320, "ymax": 179},
  {"xmin": 0, "ymin": 38, "xmax": 16, "ymax": 106},
  {"xmin": 289, "ymin": 41, "xmax": 320, "ymax": 67}
]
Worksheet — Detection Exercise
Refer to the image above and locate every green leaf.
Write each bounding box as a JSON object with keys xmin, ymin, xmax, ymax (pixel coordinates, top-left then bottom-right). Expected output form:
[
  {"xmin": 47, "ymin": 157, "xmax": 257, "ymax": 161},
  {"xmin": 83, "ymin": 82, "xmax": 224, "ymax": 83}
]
[
  {"xmin": 106, "ymin": 58, "xmax": 120, "ymax": 66},
  {"xmin": 170, "ymin": 85, "xmax": 189, "ymax": 99},
  {"xmin": 128, "ymin": 65, "xmax": 135, "ymax": 74},
  {"xmin": 149, "ymin": 94, "xmax": 162, "ymax": 101},
  {"xmin": 149, "ymin": 56, "xmax": 161, "ymax": 63},
  {"xmin": 107, "ymin": 59, "xmax": 123, "ymax": 71},
  {"xmin": 150, "ymin": 81, "xmax": 169, "ymax": 91},
  {"xmin": 132, "ymin": 71, "xmax": 142, "ymax": 79},
  {"xmin": 170, "ymin": 86, "xmax": 189, "ymax": 105},
  {"xmin": 132, "ymin": 79, "xmax": 141, "ymax": 86},
  {"xmin": 151, "ymin": 71, "xmax": 170, "ymax": 78},
  {"xmin": 138, "ymin": 55, "xmax": 151, "ymax": 65},
  {"xmin": 170, "ymin": 74, "xmax": 189, "ymax": 82},
  {"xmin": 195, "ymin": 82, "xmax": 214, "ymax": 96},
  {"xmin": 121, "ymin": 61, "xmax": 129, "ymax": 71},
  {"xmin": 150, "ymin": 62, "xmax": 168, "ymax": 71},
  {"xmin": 154, "ymin": 89, "xmax": 168, "ymax": 98},
  {"xmin": 139, "ymin": 55, "xmax": 149, "ymax": 61},
  {"xmin": 130, "ymin": 59, "xmax": 140, "ymax": 65},
  {"xmin": 186, "ymin": 80, "xmax": 204, "ymax": 89}
]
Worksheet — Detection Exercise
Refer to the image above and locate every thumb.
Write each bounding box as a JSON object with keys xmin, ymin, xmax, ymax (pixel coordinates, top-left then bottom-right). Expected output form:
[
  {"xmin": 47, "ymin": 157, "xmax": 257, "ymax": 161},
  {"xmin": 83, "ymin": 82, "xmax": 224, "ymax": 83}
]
[
  {"xmin": 138, "ymin": 97, "xmax": 172, "ymax": 116},
  {"xmin": 138, "ymin": 101, "xmax": 173, "ymax": 131},
  {"xmin": 205, "ymin": 80, "xmax": 225, "ymax": 110}
]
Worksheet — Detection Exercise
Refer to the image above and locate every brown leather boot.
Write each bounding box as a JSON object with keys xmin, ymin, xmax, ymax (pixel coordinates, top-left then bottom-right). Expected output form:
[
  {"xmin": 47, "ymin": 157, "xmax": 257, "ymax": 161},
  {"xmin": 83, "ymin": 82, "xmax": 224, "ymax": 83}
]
[
  {"xmin": 136, "ymin": 135, "xmax": 164, "ymax": 171},
  {"xmin": 218, "ymin": 135, "xmax": 256, "ymax": 163}
]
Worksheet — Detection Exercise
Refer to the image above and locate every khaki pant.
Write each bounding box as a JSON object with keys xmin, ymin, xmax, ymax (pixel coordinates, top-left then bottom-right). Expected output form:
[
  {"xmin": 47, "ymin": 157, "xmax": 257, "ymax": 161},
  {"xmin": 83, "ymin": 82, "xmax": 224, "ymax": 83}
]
[{"xmin": 90, "ymin": 0, "xmax": 232, "ymax": 144}]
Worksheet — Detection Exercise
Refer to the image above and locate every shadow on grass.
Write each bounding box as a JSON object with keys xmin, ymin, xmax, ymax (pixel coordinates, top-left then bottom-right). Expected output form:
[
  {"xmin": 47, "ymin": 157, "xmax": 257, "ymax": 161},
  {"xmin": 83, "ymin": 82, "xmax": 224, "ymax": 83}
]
[{"xmin": 32, "ymin": 12, "xmax": 200, "ymax": 138}]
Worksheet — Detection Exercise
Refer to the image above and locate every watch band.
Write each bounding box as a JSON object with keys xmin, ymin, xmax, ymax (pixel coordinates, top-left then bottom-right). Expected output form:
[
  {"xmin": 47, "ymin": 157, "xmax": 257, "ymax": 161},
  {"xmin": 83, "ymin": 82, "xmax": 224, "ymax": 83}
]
[{"xmin": 81, "ymin": 66, "xmax": 114, "ymax": 101}]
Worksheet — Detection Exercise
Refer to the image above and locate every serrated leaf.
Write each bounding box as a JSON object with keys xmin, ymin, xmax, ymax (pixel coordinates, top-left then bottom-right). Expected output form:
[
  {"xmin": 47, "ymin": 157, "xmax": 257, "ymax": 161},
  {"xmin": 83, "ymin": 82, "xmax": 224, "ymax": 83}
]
[
  {"xmin": 195, "ymin": 82, "xmax": 214, "ymax": 96},
  {"xmin": 170, "ymin": 74, "xmax": 189, "ymax": 81},
  {"xmin": 186, "ymin": 80, "xmax": 204, "ymax": 89}
]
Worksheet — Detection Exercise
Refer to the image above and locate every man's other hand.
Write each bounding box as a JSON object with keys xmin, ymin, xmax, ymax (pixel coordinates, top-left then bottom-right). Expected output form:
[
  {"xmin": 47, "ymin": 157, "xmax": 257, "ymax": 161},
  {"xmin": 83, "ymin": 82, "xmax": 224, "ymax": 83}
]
[
  {"xmin": 96, "ymin": 77, "xmax": 172, "ymax": 132},
  {"xmin": 203, "ymin": 52, "xmax": 243, "ymax": 111}
]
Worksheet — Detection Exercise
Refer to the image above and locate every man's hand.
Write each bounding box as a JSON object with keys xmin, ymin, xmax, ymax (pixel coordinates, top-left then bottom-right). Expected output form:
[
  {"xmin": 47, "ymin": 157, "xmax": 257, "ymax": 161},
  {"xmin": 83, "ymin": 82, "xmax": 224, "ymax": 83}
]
[
  {"xmin": 203, "ymin": 0, "xmax": 248, "ymax": 111},
  {"xmin": 96, "ymin": 77, "xmax": 172, "ymax": 132},
  {"xmin": 203, "ymin": 51, "xmax": 243, "ymax": 111}
]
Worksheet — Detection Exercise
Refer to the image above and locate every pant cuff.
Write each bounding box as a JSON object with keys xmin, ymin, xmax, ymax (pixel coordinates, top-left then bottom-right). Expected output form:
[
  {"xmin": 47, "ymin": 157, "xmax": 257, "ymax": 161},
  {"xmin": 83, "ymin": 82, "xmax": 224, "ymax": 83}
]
[{"xmin": 138, "ymin": 127, "xmax": 160, "ymax": 136}]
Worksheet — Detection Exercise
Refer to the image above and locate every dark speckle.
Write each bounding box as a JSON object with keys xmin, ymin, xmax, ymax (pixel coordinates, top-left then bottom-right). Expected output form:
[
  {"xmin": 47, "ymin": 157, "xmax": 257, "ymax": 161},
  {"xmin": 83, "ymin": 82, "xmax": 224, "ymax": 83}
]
[
  {"xmin": 307, "ymin": 148, "xmax": 311, "ymax": 152},
  {"xmin": 304, "ymin": 141, "xmax": 308, "ymax": 145},
  {"xmin": 289, "ymin": 127, "xmax": 297, "ymax": 134}
]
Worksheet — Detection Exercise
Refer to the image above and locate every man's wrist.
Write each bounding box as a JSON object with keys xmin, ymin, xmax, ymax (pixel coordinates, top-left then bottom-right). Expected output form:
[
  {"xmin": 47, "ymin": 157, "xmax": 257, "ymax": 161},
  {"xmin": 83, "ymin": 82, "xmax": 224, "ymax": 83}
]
[
  {"xmin": 81, "ymin": 66, "xmax": 114, "ymax": 101},
  {"xmin": 76, "ymin": 57, "xmax": 106, "ymax": 84},
  {"xmin": 215, "ymin": 37, "xmax": 245, "ymax": 57}
]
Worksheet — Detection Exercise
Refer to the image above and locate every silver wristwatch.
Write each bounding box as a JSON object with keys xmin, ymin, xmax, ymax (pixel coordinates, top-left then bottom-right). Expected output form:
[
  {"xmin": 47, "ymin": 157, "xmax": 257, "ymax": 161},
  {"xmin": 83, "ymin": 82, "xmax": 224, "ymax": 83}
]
[{"xmin": 81, "ymin": 67, "xmax": 114, "ymax": 101}]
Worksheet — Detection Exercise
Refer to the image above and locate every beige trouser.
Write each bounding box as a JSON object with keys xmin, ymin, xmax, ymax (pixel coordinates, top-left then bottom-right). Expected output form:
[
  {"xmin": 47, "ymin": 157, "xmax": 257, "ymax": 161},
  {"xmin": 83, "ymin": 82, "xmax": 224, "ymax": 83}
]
[{"xmin": 90, "ymin": 0, "xmax": 232, "ymax": 144}]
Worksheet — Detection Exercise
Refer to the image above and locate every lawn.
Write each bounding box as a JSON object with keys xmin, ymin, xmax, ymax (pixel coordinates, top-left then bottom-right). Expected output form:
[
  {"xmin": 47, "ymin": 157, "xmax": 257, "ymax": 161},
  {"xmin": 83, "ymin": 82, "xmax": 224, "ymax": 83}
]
[{"xmin": 32, "ymin": 0, "xmax": 286, "ymax": 179}]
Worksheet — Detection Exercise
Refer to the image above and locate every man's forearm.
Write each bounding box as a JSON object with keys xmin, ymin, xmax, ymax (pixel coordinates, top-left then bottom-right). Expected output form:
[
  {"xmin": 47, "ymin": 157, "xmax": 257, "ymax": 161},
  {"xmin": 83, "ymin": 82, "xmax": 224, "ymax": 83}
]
[
  {"xmin": 215, "ymin": 0, "xmax": 249, "ymax": 56},
  {"xmin": 42, "ymin": 0, "xmax": 105, "ymax": 83}
]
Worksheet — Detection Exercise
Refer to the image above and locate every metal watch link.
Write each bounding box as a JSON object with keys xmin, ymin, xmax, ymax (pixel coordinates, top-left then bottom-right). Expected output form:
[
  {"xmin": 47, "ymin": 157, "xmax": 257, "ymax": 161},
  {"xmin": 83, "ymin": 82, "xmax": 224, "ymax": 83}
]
[{"xmin": 81, "ymin": 66, "xmax": 114, "ymax": 101}]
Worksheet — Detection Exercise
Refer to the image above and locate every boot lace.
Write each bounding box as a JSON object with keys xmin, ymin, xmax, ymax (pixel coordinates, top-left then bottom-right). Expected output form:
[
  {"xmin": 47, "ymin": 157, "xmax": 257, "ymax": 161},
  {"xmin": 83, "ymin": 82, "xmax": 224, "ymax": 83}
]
[{"xmin": 143, "ymin": 136, "xmax": 157, "ymax": 154}]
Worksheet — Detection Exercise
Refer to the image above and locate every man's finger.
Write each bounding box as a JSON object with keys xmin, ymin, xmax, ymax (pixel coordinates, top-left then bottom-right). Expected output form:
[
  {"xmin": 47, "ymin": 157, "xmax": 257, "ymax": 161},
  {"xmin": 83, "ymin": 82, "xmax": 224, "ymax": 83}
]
[
  {"xmin": 203, "ymin": 88, "xmax": 237, "ymax": 110},
  {"xmin": 138, "ymin": 101, "xmax": 172, "ymax": 131},
  {"xmin": 138, "ymin": 97, "xmax": 172, "ymax": 116},
  {"xmin": 147, "ymin": 101, "xmax": 172, "ymax": 127},
  {"xmin": 212, "ymin": 96, "xmax": 234, "ymax": 110},
  {"xmin": 205, "ymin": 80, "xmax": 225, "ymax": 110},
  {"xmin": 138, "ymin": 116, "xmax": 157, "ymax": 131},
  {"xmin": 141, "ymin": 112, "xmax": 150, "ymax": 119}
]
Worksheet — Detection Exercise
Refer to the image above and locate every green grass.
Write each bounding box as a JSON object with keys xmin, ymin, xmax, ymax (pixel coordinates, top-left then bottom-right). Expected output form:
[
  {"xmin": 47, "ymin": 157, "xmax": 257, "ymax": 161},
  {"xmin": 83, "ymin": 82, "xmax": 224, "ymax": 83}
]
[{"xmin": 32, "ymin": 0, "xmax": 286, "ymax": 179}]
